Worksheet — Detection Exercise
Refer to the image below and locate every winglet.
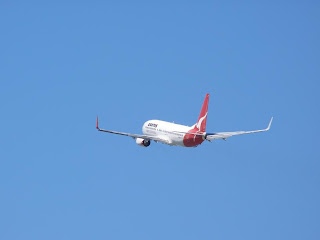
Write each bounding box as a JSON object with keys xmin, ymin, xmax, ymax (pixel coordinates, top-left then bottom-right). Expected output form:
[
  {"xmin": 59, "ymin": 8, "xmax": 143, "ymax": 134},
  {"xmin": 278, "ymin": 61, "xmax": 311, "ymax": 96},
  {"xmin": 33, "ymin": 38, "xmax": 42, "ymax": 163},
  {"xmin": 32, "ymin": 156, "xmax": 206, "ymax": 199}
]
[
  {"xmin": 266, "ymin": 117, "xmax": 273, "ymax": 131},
  {"xmin": 96, "ymin": 116, "xmax": 99, "ymax": 130}
]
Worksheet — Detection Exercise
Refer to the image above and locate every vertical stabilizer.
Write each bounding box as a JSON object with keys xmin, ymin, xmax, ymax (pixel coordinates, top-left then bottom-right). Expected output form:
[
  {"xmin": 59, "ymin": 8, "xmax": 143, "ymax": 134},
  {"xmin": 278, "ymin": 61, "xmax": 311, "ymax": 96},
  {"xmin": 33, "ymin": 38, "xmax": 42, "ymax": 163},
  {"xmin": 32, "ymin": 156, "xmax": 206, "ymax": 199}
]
[{"xmin": 195, "ymin": 93, "xmax": 209, "ymax": 132}]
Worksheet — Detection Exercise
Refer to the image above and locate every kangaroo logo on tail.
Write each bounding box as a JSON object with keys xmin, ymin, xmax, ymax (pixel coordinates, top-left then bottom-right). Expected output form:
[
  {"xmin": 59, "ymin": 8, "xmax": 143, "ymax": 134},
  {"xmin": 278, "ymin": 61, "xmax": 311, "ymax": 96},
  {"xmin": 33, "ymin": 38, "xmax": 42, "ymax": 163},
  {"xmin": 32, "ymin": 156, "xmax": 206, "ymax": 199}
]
[
  {"xmin": 194, "ymin": 94, "xmax": 209, "ymax": 132},
  {"xmin": 196, "ymin": 113, "xmax": 207, "ymax": 131}
]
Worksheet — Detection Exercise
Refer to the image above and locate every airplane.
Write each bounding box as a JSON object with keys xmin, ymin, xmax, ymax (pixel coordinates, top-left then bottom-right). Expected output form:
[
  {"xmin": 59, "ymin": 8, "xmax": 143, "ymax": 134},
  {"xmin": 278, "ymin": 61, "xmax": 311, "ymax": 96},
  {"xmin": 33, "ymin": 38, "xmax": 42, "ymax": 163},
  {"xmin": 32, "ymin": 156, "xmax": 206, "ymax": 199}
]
[{"xmin": 96, "ymin": 94, "xmax": 273, "ymax": 147}]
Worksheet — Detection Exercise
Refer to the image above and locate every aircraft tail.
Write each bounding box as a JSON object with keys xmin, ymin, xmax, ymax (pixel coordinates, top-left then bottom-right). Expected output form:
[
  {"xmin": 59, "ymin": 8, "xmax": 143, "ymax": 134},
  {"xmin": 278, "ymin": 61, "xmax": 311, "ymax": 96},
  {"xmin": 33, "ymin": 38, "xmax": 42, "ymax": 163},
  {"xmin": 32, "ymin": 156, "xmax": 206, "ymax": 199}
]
[{"xmin": 194, "ymin": 93, "xmax": 209, "ymax": 132}]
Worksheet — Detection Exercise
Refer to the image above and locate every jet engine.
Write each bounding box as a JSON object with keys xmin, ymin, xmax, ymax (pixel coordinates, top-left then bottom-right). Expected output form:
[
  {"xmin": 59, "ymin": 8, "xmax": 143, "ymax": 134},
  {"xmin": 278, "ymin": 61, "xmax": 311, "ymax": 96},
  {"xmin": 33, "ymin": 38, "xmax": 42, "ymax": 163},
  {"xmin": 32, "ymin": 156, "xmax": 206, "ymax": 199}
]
[{"xmin": 136, "ymin": 138, "xmax": 151, "ymax": 147}]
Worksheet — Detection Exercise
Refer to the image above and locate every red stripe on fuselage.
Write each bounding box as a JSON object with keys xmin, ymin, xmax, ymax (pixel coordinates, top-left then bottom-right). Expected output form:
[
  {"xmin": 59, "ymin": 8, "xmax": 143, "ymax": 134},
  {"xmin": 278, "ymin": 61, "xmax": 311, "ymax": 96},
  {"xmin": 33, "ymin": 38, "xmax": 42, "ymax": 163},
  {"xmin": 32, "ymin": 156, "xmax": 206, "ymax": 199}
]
[{"xmin": 183, "ymin": 129, "xmax": 204, "ymax": 147}]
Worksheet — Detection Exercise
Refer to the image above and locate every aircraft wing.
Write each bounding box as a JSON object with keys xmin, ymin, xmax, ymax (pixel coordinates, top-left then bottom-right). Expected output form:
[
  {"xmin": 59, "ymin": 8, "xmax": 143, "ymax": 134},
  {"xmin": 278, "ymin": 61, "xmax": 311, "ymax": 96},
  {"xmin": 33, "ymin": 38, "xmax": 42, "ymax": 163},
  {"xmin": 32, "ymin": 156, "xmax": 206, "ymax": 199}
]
[
  {"xmin": 96, "ymin": 117, "xmax": 170, "ymax": 144},
  {"xmin": 206, "ymin": 117, "xmax": 273, "ymax": 141}
]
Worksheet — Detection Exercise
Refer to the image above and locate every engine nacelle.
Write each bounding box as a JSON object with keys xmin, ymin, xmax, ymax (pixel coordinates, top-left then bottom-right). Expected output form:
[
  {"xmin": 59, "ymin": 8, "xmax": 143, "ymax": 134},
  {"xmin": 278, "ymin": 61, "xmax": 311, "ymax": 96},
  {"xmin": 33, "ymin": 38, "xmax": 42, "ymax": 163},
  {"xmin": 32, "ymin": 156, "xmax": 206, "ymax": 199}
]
[{"xmin": 136, "ymin": 138, "xmax": 151, "ymax": 147}]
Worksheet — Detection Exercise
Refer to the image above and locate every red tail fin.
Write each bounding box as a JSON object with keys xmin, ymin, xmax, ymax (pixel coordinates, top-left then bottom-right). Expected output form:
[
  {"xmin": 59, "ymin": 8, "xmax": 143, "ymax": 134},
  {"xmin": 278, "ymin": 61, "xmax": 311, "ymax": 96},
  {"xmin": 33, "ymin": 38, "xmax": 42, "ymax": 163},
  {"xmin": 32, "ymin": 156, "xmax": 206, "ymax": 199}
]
[{"xmin": 195, "ymin": 94, "xmax": 209, "ymax": 132}]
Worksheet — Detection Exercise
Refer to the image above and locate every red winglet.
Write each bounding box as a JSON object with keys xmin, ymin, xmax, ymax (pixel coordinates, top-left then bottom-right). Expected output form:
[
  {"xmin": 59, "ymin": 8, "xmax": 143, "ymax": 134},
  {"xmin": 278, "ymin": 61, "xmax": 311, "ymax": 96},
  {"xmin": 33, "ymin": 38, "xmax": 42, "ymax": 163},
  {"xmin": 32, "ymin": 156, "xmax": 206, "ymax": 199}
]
[{"xmin": 96, "ymin": 116, "xmax": 99, "ymax": 129}]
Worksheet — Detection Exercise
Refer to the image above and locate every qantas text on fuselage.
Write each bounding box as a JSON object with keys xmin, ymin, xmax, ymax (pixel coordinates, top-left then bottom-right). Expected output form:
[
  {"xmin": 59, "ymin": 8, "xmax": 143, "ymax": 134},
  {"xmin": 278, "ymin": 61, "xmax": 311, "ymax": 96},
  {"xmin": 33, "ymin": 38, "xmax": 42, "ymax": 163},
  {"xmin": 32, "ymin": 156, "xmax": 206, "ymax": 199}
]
[{"xmin": 96, "ymin": 94, "xmax": 273, "ymax": 147}]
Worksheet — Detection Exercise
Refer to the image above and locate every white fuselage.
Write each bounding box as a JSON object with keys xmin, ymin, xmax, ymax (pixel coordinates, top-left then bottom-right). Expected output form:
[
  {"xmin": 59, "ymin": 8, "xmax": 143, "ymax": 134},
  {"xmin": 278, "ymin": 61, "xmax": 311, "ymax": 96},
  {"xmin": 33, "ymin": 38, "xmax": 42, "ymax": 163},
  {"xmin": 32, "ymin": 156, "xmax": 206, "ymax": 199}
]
[{"xmin": 142, "ymin": 120, "xmax": 193, "ymax": 146}]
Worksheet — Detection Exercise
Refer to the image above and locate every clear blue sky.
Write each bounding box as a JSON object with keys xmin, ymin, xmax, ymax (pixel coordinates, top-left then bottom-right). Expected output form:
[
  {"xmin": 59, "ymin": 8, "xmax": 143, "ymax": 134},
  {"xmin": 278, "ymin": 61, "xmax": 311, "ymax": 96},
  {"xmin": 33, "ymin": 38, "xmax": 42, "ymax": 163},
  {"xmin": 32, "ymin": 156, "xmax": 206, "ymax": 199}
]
[{"xmin": 1, "ymin": 1, "xmax": 319, "ymax": 240}]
